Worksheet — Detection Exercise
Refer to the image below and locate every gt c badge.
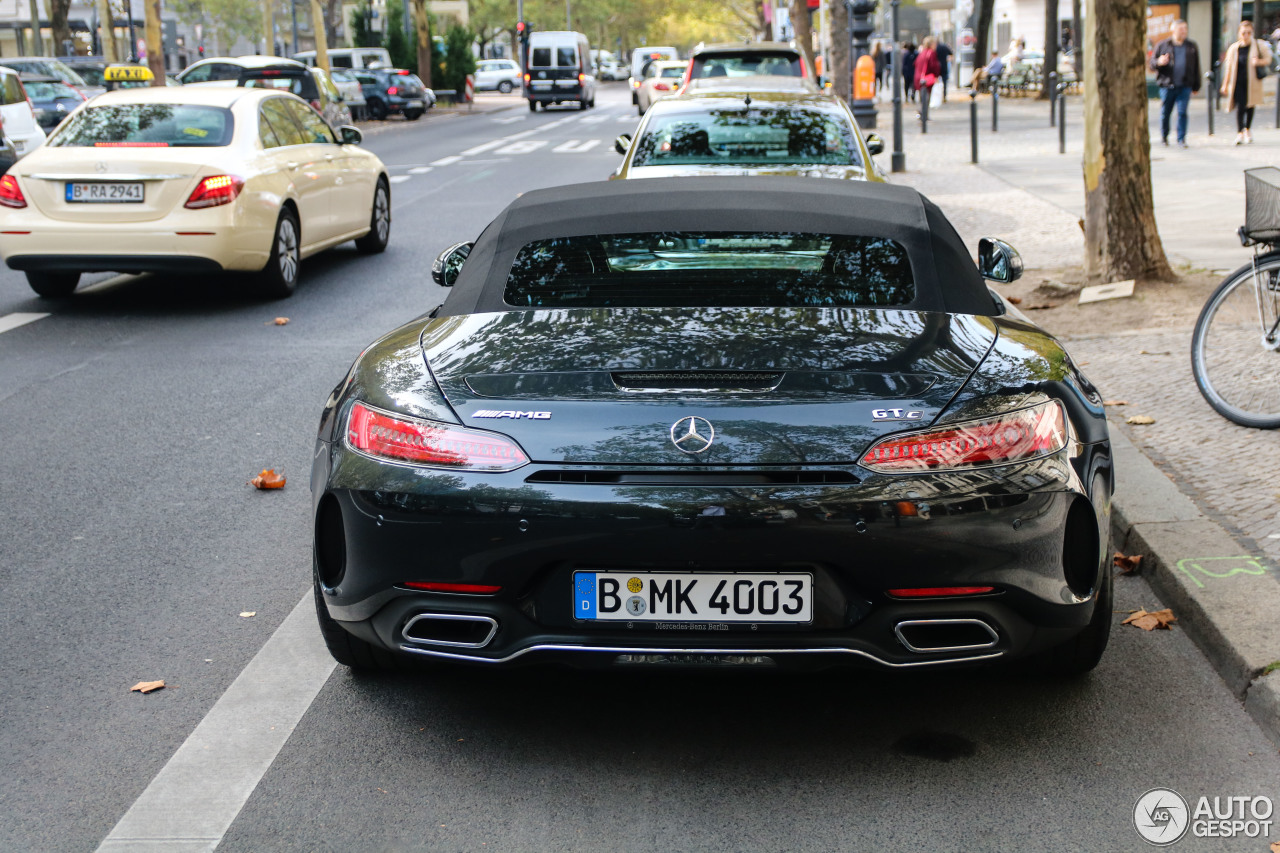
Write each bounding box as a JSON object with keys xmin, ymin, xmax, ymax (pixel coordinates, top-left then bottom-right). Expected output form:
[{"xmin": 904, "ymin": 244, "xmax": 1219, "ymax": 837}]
[
  {"xmin": 472, "ymin": 410, "xmax": 551, "ymax": 419},
  {"xmin": 872, "ymin": 408, "xmax": 924, "ymax": 422}
]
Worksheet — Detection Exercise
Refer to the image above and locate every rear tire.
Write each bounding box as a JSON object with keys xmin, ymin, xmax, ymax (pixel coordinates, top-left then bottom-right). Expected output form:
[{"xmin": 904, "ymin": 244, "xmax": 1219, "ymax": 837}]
[
  {"xmin": 259, "ymin": 209, "xmax": 300, "ymax": 299},
  {"xmin": 404, "ymin": 108, "xmax": 424, "ymax": 120},
  {"xmin": 26, "ymin": 270, "xmax": 80, "ymax": 298},
  {"xmin": 498, "ymin": 80, "xmax": 513, "ymax": 94},
  {"xmin": 313, "ymin": 571, "xmax": 400, "ymax": 671},
  {"xmin": 528, "ymin": 98, "xmax": 537, "ymax": 111},
  {"xmin": 367, "ymin": 98, "xmax": 388, "ymax": 120},
  {"xmin": 637, "ymin": 101, "xmax": 644, "ymax": 116},
  {"xmin": 354, "ymin": 179, "xmax": 390, "ymax": 254},
  {"xmin": 578, "ymin": 98, "xmax": 588, "ymax": 110}
]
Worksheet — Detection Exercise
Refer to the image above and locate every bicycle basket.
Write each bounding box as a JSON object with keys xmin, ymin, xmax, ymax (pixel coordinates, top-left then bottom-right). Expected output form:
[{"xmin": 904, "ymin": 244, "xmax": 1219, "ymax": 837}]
[{"xmin": 1243, "ymin": 166, "xmax": 1280, "ymax": 244}]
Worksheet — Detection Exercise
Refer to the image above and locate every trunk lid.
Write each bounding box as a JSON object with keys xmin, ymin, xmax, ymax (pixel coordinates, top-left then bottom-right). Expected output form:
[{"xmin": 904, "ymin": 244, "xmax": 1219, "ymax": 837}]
[{"xmin": 420, "ymin": 307, "xmax": 996, "ymax": 466}]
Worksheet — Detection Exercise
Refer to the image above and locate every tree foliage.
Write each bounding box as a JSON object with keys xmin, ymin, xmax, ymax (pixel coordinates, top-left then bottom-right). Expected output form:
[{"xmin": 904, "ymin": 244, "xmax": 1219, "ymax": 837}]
[
  {"xmin": 437, "ymin": 23, "xmax": 477, "ymax": 92},
  {"xmin": 385, "ymin": 0, "xmax": 415, "ymax": 71},
  {"xmin": 168, "ymin": 0, "xmax": 263, "ymax": 53},
  {"xmin": 349, "ymin": 1, "xmax": 380, "ymax": 48}
]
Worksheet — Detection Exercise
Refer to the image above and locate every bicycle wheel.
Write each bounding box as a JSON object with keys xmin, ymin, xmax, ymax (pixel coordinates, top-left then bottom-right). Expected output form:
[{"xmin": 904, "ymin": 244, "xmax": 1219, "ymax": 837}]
[{"xmin": 1191, "ymin": 253, "xmax": 1280, "ymax": 428}]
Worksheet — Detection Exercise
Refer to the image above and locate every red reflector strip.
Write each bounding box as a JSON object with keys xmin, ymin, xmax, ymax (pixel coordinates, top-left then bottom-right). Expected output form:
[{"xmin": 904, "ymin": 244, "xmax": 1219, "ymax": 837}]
[
  {"xmin": 94, "ymin": 141, "xmax": 169, "ymax": 147},
  {"xmin": 862, "ymin": 401, "xmax": 1066, "ymax": 473},
  {"xmin": 404, "ymin": 582, "xmax": 502, "ymax": 594},
  {"xmin": 1, "ymin": 230, "xmax": 30, "ymax": 234},
  {"xmin": 887, "ymin": 587, "xmax": 996, "ymax": 598},
  {"xmin": 347, "ymin": 401, "xmax": 529, "ymax": 471},
  {"xmin": 175, "ymin": 231, "xmax": 215, "ymax": 235}
]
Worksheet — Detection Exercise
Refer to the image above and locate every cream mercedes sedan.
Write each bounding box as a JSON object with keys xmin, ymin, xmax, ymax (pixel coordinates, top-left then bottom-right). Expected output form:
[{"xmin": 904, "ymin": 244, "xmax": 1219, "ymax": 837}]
[{"xmin": 0, "ymin": 85, "xmax": 390, "ymax": 298}]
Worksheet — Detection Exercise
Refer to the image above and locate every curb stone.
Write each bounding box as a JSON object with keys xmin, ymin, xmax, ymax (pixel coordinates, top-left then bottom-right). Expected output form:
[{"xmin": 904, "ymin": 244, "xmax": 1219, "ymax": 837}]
[{"xmin": 1110, "ymin": 427, "xmax": 1280, "ymax": 745}]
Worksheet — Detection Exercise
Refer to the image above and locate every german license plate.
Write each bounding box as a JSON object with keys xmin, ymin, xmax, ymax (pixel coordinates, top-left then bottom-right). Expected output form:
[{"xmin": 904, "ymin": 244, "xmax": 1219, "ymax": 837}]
[
  {"xmin": 531, "ymin": 80, "xmax": 553, "ymax": 90},
  {"xmin": 573, "ymin": 571, "xmax": 812, "ymax": 623},
  {"xmin": 66, "ymin": 182, "xmax": 143, "ymax": 203},
  {"xmin": 405, "ymin": 99, "xmax": 423, "ymax": 108}
]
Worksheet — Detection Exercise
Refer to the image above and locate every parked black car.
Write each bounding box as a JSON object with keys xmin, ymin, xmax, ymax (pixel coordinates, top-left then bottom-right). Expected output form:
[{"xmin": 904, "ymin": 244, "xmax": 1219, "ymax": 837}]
[
  {"xmin": 20, "ymin": 75, "xmax": 87, "ymax": 129},
  {"xmin": 351, "ymin": 67, "xmax": 429, "ymax": 120}
]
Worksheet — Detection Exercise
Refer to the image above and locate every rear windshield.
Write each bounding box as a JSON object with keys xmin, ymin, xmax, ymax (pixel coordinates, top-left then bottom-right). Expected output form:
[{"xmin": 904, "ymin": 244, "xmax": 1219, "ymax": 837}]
[
  {"xmin": 49, "ymin": 104, "xmax": 234, "ymax": 147},
  {"xmin": 505, "ymin": 232, "xmax": 914, "ymax": 308},
  {"xmin": 531, "ymin": 48, "xmax": 552, "ymax": 67},
  {"xmin": 693, "ymin": 52, "xmax": 802, "ymax": 78},
  {"xmin": 632, "ymin": 107, "xmax": 860, "ymax": 168},
  {"xmin": 243, "ymin": 74, "xmax": 319, "ymax": 99},
  {"xmin": 69, "ymin": 66, "xmax": 105, "ymax": 86},
  {"xmin": 25, "ymin": 81, "xmax": 79, "ymax": 100}
]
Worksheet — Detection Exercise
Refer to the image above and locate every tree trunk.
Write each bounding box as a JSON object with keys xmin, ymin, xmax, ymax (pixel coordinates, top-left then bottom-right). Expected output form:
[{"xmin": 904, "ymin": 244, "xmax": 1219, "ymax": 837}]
[
  {"xmin": 410, "ymin": 0, "xmax": 431, "ymax": 88},
  {"xmin": 325, "ymin": 0, "xmax": 340, "ymax": 47},
  {"xmin": 1040, "ymin": 0, "xmax": 1059, "ymax": 97},
  {"xmin": 973, "ymin": 0, "xmax": 994, "ymax": 86},
  {"xmin": 145, "ymin": 0, "xmax": 163, "ymax": 84},
  {"xmin": 790, "ymin": 0, "xmax": 815, "ymax": 77},
  {"xmin": 830, "ymin": 0, "xmax": 850, "ymax": 103},
  {"xmin": 96, "ymin": 0, "xmax": 118, "ymax": 61},
  {"xmin": 50, "ymin": 0, "xmax": 71, "ymax": 54},
  {"xmin": 1082, "ymin": 0, "xmax": 1174, "ymax": 281},
  {"xmin": 27, "ymin": 0, "xmax": 44, "ymax": 56},
  {"xmin": 262, "ymin": 0, "xmax": 274, "ymax": 54},
  {"xmin": 310, "ymin": 0, "xmax": 328, "ymax": 70}
]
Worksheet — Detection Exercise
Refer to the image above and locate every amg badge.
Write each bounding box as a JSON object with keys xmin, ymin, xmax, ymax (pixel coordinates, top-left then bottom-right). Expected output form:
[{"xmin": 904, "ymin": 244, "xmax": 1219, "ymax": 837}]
[{"xmin": 472, "ymin": 410, "xmax": 551, "ymax": 420}]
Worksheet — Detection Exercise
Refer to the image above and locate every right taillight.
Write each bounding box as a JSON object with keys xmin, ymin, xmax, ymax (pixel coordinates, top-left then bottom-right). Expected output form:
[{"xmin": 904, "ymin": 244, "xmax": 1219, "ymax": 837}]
[
  {"xmin": 861, "ymin": 400, "xmax": 1067, "ymax": 473},
  {"xmin": 386, "ymin": 86, "xmax": 398, "ymax": 95},
  {"xmin": 0, "ymin": 175, "xmax": 26, "ymax": 208},
  {"xmin": 346, "ymin": 401, "xmax": 529, "ymax": 471}
]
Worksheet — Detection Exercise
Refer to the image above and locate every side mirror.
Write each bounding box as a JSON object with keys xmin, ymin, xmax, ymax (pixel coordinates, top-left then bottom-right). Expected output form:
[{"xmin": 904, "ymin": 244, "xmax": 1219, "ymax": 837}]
[
  {"xmin": 614, "ymin": 133, "xmax": 632, "ymax": 155},
  {"xmin": 432, "ymin": 241, "xmax": 473, "ymax": 287},
  {"xmin": 978, "ymin": 237, "xmax": 1023, "ymax": 283},
  {"xmin": 338, "ymin": 125, "xmax": 363, "ymax": 145},
  {"xmin": 864, "ymin": 133, "xmax": 884, "ymax": 156}
]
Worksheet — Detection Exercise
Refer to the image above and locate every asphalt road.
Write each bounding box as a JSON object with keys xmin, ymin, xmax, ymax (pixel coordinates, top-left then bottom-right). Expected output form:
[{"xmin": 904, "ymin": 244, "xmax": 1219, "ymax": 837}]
[{"xmin": 1, "ymin": 83, "xmax": 1278, "ymax": 853}]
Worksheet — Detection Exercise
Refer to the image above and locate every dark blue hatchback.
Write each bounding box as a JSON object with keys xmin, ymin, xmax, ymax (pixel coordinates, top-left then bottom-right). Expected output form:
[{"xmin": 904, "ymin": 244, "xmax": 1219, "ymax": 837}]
[{"xmin": 351, "ymin": 68, "xmax": 430, "ymax": 121}]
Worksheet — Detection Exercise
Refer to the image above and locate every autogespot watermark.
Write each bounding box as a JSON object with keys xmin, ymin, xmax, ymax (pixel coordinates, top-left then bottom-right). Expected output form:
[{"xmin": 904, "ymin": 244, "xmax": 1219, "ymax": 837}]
[{"xmin": 1133, "ymin": 788, "xmax": 1275, "ymax": 846}]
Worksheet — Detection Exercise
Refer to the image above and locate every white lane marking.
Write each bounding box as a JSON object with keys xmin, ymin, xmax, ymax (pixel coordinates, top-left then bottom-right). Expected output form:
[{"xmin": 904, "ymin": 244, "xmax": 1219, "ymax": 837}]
[
  {"xmin": 495, "ymin": 139, "xmax": 548, "ymax": 154},
  {"xmin": 95, "ymin": 593, "xmax": 334, "ymax": 853},
  {"xmin": 460, "ymin": 139, "xmax": 507, "ymax": 155},
  {"xmin": 498, "ymin": 128, "xmax": 540, "ymax": 142},
  {"xmin": 552, "ymin": 139, "xmax": 600, "ymax": 153},
  {"xmin": 408, "ymin": 166, "xmax": 434, "ymax": 175},
  {"xmin": 617, "ymin": 115, "xmax": 634, "ymax": 123},
  {"xmin": 388, "ymin": 175, "xmax": 412, "ymax": 184},
  {"xmin": 493, "ymin": 114, "xmax": 527, "ymax": 124},
  {"xmin": 0, "ymin": 312, "xmax": 49, "ymax": 334},
  {"xmin": 430, "ymin": 155, "xmax": 463, "ymax": 166},
  {"xmin": 579, "ymin": 113, "xmax": 612, "ymax": 124}
]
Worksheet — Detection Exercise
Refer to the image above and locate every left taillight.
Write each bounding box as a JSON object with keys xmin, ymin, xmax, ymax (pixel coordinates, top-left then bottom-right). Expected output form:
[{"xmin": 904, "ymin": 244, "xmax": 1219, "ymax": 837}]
[
  {"xmin": 0, "ymin": 175, "xmax": 26, "ymax": 208},
  {"xmin": 346, "ymin": 401, "xmax": 529, "ymax": 472},
  {"xmin": 860, "ymin": 400, "xmax": 1067, "ymax": 473},
  {"xmin": 184, "ymin": 175, "xmax": 244, "ymax": 209}
]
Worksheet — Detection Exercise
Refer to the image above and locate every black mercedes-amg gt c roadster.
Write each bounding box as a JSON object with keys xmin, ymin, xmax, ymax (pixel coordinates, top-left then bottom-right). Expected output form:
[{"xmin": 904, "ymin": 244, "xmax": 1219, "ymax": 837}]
[{"xmin": 310, "ymin": 177, "xmax": 1113, "ymax": 675}]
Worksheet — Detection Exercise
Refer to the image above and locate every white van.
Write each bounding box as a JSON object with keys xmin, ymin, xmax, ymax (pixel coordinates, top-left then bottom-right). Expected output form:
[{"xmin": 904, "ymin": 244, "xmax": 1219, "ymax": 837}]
[
  {"xmin": 629, "ymin": 46, "xmax": 679, "ymax": 104},
  {"xmin": 525, "ymin": 31, "xmax": 596, "ymax": 111},
  {"xmin": 293, "ymin": 48, "xmax": 392, "ymax": 70}
]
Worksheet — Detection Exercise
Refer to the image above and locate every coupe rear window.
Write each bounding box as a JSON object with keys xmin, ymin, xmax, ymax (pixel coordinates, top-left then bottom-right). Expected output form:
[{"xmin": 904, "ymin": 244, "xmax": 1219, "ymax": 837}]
[
  {"xmin": 632, "ymin": 107, "xmax": 860, "ymax": 168},
  {"xmin": 505, "ymin": 232, "xmax": 914, "ymax": 308},
  {"xmin": 693, "ymin": 52, "xmax": 802, "ymax": 78},
  {"xmin": 49, "ymin": 104, "xmax": 234, "ymax": 147}
]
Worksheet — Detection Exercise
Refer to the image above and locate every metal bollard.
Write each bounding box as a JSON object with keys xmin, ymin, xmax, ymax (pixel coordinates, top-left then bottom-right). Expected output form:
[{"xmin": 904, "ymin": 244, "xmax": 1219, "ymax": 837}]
[
  {"xmin": 1058, "ymin": 83, "xmax": 1067, "ymax": 153},
  {"xmin": 1275, "ymin": 69, "xmax": 1279, "ymax": 128},
  {"xmin": 991, "ymin": 78, "xmax": 999, "ymax": 132},
  {"xmin": 1049, "ymin": 71, "xmax": 1058, "ymax": 127},
  {"xmin": 1206, "ymin": 68, "xmax": 1216, "ymax": 136},
  {"xmin": 920, "ymin": 86, "xmax": 929, "ymax": 134},
  {"xmin": 970, "ymin": 90, "xmax": 979, "ymax": 163}
]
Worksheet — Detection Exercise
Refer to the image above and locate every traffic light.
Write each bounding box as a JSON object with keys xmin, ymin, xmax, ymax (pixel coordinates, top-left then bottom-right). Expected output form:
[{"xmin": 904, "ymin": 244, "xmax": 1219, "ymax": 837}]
[{"xmin": 516, "ymin": 20, "xmax": 533, "ymax": 50}]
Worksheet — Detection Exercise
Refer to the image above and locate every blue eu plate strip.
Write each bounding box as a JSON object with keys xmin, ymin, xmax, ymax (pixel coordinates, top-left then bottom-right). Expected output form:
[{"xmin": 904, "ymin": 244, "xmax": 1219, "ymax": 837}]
[{"xmin": 574, "ymin": 572, "xmax": 597, "ymax": 619}]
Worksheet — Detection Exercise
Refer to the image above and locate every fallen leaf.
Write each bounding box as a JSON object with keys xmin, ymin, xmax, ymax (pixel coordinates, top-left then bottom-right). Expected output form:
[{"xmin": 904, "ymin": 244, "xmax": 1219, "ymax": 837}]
[
  {"xmin": 1270, "ymin": 842, "xmax": 1280, "ymax": 853},
  {"xmin": 1113, "ymin": 552, "xmax": 1143, "ymax": 573},
  {"xmin": 1024, "ymin": 302, "xmax": 1055, "ymax": 310},
  {"xmin": 1102, "ymin": 400, "xmax": 1128, "ymax": 407},
  {"xmin": 1138, "ymin": 349, "xmax": 1172, "ymax": 356},
  {"xmin": 1122, "ymin": 608, "xmax": 1176, "ymax": 630},
  {"xmin": 249, "ymin": 469, "xmax": 286, "ymax": 490},
  {"xmin": 1126, "ymin": 415, "xmax": 1156, "ymax": 425},
  {"xmin": 1007, "ymin": 295, "xmax": 1023, "ymax": 305},
  {"xmin": 239, "ymin": 611, "xmax": 256, "ymax": 618},
  {"xmin": 130, "ymin": 680, "xmax": 165, "ymax": 694},
  {"xmin": 273, "ymin": 317, "xmax": 289, "ymax": 325}
]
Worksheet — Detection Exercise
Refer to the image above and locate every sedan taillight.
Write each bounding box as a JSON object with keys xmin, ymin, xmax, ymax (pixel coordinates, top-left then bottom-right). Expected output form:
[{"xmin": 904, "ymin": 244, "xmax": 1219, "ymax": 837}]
[
  {"xmin": 860, "ymin": 401, "xmax": 1067, "ymax": 473},
  {"xmin": 184, "ymin": 175, "xmax": 244, "ymax": 209},
  {"xmin": 653, "ymin": 82, "xmax": 671, "ymax": 91},
  {"xmin": 347, "ymin": 401, "xmax": 529, "ymax": 471},
  {"xmin": 0, "ymin": 174, "xmax": 27, "ymax": 208},
  {"xmin": 386, "ymin": 85, "xmax": 398, "ymax": 96}
]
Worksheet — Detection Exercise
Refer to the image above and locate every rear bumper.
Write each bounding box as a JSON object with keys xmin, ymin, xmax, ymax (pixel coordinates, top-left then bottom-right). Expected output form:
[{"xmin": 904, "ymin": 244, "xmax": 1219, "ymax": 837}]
[
  {"xmin": 0, "ymin": 222, "xmax": 267, "ymax": 273},
  {"xmin": 525, "ymin": 84, "xmax": 587, "ymax": 103},
  {"xmin": 6, "ymin": 254, "xmax": 223, "ymax": 274}
]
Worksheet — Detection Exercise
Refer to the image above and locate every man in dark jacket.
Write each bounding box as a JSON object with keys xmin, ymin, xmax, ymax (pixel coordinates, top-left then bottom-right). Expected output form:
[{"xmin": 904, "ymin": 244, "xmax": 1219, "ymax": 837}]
[
  {"xmin": 936, "ymin": 41, "xmax": 953, "ymax": 101},
  {"xmin": 1149, "ymin": 20, "xmax": 1201, "ymax": 147}
]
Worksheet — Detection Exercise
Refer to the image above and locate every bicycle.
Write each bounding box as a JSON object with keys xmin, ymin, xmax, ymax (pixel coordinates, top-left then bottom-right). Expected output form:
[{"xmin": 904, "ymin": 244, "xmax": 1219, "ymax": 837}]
[{"xmin": 1191, "ymin": 167, "xmax": 1280, "ymax": 428}]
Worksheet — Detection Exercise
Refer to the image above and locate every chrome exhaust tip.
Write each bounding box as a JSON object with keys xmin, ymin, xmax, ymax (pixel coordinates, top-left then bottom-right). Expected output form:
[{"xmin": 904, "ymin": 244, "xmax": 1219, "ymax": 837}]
[
  {"xmin": 894, "ymin": 619, "xmax": 999, "ymax": 653},
  {"xmin": 402, "ymin": 613, "xmax": 498, "ymax": 648}
]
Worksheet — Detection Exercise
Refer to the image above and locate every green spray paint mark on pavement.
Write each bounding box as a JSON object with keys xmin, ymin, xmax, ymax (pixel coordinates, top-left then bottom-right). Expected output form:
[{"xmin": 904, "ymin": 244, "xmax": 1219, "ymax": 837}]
[{"xmin": 1174, "ymin": 556, "xmax": 1270, "ymax": 589}]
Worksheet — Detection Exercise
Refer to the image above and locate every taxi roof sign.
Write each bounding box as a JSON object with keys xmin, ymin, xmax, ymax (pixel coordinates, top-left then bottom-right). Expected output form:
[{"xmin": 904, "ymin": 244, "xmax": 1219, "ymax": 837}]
[{"xmin": 104, "ymin": 65, "xmax": 153, "ymax": 83}]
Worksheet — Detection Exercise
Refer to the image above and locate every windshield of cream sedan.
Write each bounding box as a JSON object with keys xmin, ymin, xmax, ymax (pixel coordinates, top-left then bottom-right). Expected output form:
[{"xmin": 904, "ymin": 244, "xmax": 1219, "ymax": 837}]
[
  {"xmin": 49, "ymin": 104, "xmax": 235, "ymax": 147},
  {"xmin": 631, "ymin": 106, "xmax": 861, "ymax": 168}
]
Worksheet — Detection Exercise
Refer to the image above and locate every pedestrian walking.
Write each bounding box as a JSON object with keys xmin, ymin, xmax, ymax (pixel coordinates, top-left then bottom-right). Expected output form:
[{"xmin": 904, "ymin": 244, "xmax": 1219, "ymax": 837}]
[
  {"xmin": 914, "ymin": 36, "xmax": 941, "ymax": 105},
  {"xmin": 902, "ymin": 42, "xmax": 918, "ymax": 102},
  {"xmin": 1149, "ymin": 19, "xmax": 1202, "ymax": 148},
  {"xmin": 872, "ymin": 42, "xmax": 886, "ymax": 93},
  {"xmin": 936, "ymin": 40, "xmax": 953, "ymax": 102},
  {"xmin": 1220, "ymin": 20, "xmax": 1272, "ymax": 144}
]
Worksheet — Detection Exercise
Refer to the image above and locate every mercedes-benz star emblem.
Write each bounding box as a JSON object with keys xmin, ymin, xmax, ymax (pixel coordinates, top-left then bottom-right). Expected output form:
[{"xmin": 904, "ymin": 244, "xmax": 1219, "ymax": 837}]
[
  {"xmin": 94, "ymin": 162, "xmax": 108, "ymax": 173},
  {"xmin": 670, "ymin": 416, "xmax": 715, "ymax": 454}
]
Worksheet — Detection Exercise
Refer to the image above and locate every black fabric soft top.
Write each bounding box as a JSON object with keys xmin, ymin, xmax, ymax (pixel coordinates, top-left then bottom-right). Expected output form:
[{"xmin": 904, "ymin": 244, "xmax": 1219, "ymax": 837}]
[{"xmin": 438, "ymin": 177, "xmax": 995, "ymax": 317}]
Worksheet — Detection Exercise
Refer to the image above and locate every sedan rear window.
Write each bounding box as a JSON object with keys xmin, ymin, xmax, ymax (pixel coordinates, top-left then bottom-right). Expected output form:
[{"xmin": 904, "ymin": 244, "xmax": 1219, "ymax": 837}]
[
  {"xmin": 49, "ymin": 104, "xmax": 234, "ymax": 147},
  {"xmin": 24, "ymin": 81, "xmax": 80, "ymax": 100},
  {"xmin": 505, "ymin": 232, "xmax": 914, "ymax": 308},
  {"xmin": 693, "ymin": 52, "xmax": 802, "ymax": 78},
  {"xmin": 632, "ymin": 107, "xmax": 860, "ymax": 168}
]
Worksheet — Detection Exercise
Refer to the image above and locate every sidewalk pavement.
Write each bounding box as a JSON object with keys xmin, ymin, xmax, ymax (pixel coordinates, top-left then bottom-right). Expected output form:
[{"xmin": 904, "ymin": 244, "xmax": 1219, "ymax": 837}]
[{"xmin": 880, "ymin": 92, "xmax": 1280, "ymax": 744}]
